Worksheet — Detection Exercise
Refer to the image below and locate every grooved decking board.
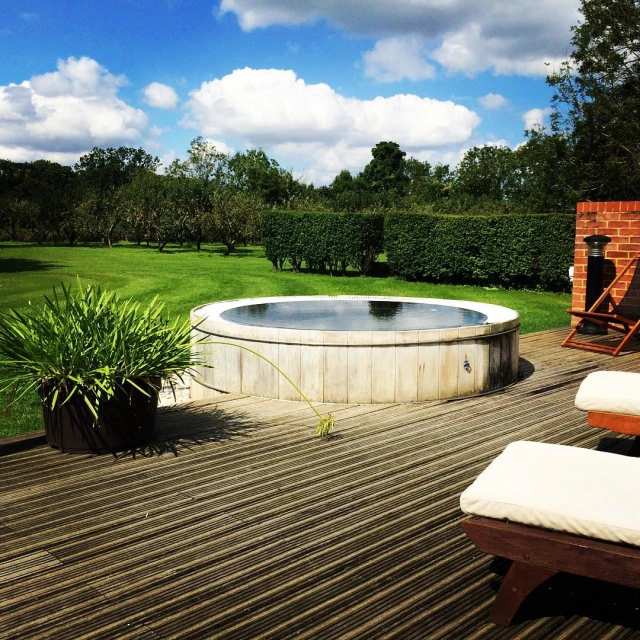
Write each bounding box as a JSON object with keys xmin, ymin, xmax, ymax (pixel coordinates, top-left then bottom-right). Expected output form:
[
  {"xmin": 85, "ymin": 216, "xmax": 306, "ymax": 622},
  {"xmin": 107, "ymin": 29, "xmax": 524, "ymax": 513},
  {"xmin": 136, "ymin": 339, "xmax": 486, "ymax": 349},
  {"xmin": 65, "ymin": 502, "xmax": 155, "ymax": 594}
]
[{"xmin": 1, "ymin": 328, "xmax": 640, "ymax": 639}]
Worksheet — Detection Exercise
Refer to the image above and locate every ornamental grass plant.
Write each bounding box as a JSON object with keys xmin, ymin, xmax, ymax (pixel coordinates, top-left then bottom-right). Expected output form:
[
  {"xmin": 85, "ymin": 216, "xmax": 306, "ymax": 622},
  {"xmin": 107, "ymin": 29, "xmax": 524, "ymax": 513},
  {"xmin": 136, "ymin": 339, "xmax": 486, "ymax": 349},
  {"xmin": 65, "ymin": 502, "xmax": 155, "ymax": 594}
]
[
  {"xmin": 0, "ymin": 281, "xmax": 200, "ymax": 420},
  {"xmin": 0, "ymin": 281, "xmax": 334, "ymax": 439}
]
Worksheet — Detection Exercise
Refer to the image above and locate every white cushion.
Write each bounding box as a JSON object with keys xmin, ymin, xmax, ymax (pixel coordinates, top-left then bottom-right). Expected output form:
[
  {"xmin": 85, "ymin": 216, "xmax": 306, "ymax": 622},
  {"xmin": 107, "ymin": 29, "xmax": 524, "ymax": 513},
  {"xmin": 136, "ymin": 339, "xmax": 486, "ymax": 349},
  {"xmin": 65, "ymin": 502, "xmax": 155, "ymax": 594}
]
[
  {"xmin": 575, "ymin": 371, "xmax": 640, "ymax": 416},
  {"xmin": 460, "ymin": 440, "xmax": 640, "ymax": 547}
]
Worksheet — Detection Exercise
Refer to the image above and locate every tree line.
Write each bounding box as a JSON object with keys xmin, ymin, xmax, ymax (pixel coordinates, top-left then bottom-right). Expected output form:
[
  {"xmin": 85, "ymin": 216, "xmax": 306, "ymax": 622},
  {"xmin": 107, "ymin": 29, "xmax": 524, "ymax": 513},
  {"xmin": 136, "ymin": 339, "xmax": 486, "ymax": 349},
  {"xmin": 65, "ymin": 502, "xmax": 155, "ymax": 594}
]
[
  {"xmin": 1, "ymin": 0, "xmax": 638, "ymax": 249},
  {"xmin": 0, "ymin": 139, "xmax": 306, "ymax": 252},
  {"xmin": 319, "ymin": 132, "xmax": 577, "ymax": 215},
  {"xmin": 0, "ymin": 130, "xmax": 592, "ymax": 249}
]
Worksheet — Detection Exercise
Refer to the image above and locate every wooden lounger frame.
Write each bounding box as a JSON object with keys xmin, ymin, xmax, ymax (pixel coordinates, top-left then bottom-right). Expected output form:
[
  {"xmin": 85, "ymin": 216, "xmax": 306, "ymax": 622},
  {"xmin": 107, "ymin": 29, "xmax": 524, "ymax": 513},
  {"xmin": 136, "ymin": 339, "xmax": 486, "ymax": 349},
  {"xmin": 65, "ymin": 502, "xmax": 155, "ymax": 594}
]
[
  {"xmin": 562, "ymin": 252, "xmax": 640, "ymax": 356},
  {"xmin": 463, "ymin": 517, "xmax": 640, "ymax": 626},
  {"xmin": 587, "ymin": 410, "xmax": 640, "ymax": 455}
]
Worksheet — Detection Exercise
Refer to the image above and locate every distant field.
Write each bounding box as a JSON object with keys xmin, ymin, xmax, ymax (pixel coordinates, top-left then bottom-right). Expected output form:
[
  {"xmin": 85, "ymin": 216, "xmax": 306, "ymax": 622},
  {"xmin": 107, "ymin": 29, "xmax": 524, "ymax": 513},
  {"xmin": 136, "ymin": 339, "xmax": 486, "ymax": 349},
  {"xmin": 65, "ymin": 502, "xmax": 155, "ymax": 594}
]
[{"xmin": 0, "ymin": 242, "xmax": 571, "ymax": 436}]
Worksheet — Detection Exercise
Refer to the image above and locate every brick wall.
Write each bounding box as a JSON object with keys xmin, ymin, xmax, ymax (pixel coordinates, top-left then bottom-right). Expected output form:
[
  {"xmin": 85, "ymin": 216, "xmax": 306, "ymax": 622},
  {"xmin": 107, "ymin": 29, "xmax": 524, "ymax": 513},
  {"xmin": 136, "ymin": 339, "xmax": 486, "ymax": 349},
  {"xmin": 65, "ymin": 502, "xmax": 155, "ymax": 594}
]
[{"xmin": 571, "ymin": 202, "xmax": 640, "ymax": 322}]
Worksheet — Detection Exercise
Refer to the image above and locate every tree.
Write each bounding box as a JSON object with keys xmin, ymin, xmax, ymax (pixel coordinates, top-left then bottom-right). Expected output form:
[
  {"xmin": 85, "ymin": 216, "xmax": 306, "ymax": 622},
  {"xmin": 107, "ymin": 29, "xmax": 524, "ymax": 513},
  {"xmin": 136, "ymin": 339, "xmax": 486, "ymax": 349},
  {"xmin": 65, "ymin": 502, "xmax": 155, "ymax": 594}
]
[
  {"xmin": 0, "ymin": 161, "xmax": 30, "ymax": 240},
  {"xmin": 0, "ymin": 198, "xmax": 35, "ymax": 241},
  {"xmin": 75, "ymin": 147, "xmax": 159, "ymax": 246},
  {"xmin": 152, "ymin": 176, "xmax": 180, "ymax": 251},
  {"xmin": 324, "ymin": 170, "xmax": 374, "ymax": 212},
  {"xmin": 547, "ymin": 0, "xmax": 640, "ymax": 199},
  {"xmin": 59, "ymin": 205, "xmax": 86, "ymax": 246},
  {"xmin": 331, "ymin": 169, "xmax": 355, "ymax": 192},
  {"xmin": 453, "ymin": 145, "xmax": 516, "ymax": 202},
  {"xmin": 404, "ymin": 158, "xmax": 432, "ymax": 197},
  {"xmin": 212, "ymin": 191, "xmax": 261, "ymax": 254},
  {"xmin": 360, "ymin": 141, "xmax": 409, "ymax": 199},
  {"xmin": 0, "ymin": 159, "xmax": 76, "ymax": 241},
  {"xmin": 228, "ymin": 149, "xmax": 293, "ymax": 207},
  {"xmin": 167, "ymin": 137, "xmax": 229, "ymax": 250},
  {"xmin": 25, "ymin": 160, "xmax": 77, "ymax": 241},
  {"xmin": 511, "ymin": 129, "xmax": 578, "ymax": 213},
  {"xmin": 75, "ymin": 147, "xmax": 161, "ymax": 195},
  {"xmin": 119, "ymin": 172, "xmax": 177, "ymax": 251},
  {"xmin": 287, "ymin": 180, "xmax": 325, "ymax": 212},
  {"xmin": 170, "ymin": 137, "xmax": 228, "ymax": 182},
  {"xmin": 403, "ymin": 158, "xmax": 453, "ymax": 205},
  {"xmin": 19, "ymin": 198, "xmax": 51, "ymax": 244},
  {"xmin": 118, "ymin": 175, "xmax": 152, "ymax": 246}
]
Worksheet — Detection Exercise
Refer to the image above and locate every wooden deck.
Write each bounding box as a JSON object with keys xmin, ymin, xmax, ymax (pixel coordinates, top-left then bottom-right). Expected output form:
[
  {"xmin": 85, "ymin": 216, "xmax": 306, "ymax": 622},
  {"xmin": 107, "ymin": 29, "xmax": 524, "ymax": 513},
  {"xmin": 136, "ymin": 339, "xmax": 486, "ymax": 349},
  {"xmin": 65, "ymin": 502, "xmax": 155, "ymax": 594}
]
[{"xmin": 2, "ymin": 328, "xmax": 640, "ymax": 639}]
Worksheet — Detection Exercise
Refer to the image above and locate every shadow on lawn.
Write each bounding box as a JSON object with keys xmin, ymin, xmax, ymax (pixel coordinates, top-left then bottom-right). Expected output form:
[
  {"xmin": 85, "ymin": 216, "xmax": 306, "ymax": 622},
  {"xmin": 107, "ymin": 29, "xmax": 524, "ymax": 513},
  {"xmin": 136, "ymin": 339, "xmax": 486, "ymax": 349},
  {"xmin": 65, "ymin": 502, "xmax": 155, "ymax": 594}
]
[
  {"xmin": 0, "ymin": 257, "xmax": 64, "ymax": 273},
  {"xmin": 116, "ymin": 244, "xmax": 258, "ymax": 258},
  {"xmin": 292, "ymin": 262, "xmax": 391, "ymax": 278},
  {"xmin": 204, "ymin": 246, "xmax": 256, "ymax": 258},
  {"xmin": 115, "ymin": 403, "xmax": 260, "ymax": 459}
]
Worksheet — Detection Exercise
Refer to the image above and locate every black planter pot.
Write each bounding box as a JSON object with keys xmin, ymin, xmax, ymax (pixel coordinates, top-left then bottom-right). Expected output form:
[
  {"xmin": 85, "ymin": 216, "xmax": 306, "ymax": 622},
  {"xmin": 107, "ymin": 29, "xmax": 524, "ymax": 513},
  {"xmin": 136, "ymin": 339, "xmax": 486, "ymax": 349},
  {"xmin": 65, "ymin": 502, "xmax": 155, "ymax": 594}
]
[{"xmin": 40, "ymin": 378, "xmax": 160, "ymax": 454}]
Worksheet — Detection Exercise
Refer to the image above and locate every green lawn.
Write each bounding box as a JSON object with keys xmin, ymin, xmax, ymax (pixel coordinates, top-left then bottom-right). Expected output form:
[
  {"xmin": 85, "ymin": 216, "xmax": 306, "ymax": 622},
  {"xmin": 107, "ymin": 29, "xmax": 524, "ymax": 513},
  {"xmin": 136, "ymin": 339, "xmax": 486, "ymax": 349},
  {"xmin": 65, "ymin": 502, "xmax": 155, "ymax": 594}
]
[{"xmin": 0, "ymin": 241, "xmax": 571, "ymax": 437}]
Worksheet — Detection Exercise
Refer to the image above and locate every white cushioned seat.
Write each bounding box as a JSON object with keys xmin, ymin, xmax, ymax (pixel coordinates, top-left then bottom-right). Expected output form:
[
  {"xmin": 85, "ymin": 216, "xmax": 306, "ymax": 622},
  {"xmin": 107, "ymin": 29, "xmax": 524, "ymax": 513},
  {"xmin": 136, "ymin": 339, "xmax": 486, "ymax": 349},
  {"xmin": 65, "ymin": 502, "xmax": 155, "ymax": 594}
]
[
  {"xmin": 460, "ymin": 440, "xmax": 640, "ymax": 547},
  {"xmin": 575, "ymin": 371, "xmax": 640, "ymax": 416}
]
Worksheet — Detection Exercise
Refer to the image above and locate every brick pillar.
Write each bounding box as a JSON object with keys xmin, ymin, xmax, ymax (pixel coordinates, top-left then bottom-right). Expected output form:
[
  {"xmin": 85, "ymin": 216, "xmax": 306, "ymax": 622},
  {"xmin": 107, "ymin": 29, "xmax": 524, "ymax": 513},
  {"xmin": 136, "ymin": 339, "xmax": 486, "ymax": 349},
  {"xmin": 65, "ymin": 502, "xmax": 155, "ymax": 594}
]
[{"xmin": 571, "ymin": 202, "xmax": 640, "ymax": 323}]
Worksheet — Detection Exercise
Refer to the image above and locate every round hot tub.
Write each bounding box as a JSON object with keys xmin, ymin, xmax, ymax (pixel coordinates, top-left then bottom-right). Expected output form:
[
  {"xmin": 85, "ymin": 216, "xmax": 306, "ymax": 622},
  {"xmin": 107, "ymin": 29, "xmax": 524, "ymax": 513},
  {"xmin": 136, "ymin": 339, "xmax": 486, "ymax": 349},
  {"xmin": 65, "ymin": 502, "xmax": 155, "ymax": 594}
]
[{"xmin": 191, "ymin": 296, "xmax": 519, "ymax": 404}]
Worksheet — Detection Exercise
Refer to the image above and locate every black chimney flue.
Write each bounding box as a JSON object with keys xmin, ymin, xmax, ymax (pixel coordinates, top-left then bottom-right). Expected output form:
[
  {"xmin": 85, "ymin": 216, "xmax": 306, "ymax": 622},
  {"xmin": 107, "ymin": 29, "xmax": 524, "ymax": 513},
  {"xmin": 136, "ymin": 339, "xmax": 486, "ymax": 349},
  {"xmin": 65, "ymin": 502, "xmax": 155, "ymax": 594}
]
[{"xmin": 579, "ymin": 234, "xmax": 611, "ymax": 335}]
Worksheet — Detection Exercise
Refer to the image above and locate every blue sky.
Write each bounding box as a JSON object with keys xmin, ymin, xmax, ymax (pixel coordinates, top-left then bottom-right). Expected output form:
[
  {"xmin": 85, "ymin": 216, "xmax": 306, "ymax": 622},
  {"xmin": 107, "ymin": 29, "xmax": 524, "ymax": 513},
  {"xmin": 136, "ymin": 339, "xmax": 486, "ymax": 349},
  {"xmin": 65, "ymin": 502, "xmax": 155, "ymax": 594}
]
[{"xmin": 0, "ymin": 0, "xmax": 580, "ymax": 184}]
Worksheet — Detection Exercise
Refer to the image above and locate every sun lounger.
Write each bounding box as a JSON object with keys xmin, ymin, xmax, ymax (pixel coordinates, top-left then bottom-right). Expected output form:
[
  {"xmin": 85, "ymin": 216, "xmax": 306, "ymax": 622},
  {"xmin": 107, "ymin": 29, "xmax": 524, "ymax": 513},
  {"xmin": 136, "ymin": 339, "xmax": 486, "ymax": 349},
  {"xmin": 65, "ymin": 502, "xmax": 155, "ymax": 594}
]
[
  {"xmin": 460, "ymin": 441, "xmax": 640, "ymax": 625},
  {"xmin": 575, "ymin": 370, "xmax": 640, "ymax": 455}
]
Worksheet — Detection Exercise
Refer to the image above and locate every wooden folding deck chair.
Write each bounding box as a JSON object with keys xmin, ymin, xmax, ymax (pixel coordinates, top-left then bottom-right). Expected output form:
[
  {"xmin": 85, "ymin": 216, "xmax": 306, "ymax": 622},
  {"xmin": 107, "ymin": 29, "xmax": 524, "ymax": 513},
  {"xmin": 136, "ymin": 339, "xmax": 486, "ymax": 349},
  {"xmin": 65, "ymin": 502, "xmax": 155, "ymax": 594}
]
[
  {"xmin": 461, "ymin": 441, "xmax": 640, "ymax": 626},
  {"xmin": 562, "ymin": 252, "xmax": 640, "ymax": 356}
]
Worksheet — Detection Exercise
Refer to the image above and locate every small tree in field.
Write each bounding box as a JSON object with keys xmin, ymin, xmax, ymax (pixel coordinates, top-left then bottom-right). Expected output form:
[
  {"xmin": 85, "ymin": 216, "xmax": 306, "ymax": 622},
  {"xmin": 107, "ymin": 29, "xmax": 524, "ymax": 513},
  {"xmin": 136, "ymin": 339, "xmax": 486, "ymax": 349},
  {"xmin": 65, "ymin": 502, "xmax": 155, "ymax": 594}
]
[
  {"xmin": 212, "ymin": 191, "xmax": 261, "ymax": 255},
  {"xmin": 119, "ymin": 172, "xmax": 177, "ymax": 251},
  {"xmin": 167, "ymin": 137, "xmax": 229, "ymax": 250}
]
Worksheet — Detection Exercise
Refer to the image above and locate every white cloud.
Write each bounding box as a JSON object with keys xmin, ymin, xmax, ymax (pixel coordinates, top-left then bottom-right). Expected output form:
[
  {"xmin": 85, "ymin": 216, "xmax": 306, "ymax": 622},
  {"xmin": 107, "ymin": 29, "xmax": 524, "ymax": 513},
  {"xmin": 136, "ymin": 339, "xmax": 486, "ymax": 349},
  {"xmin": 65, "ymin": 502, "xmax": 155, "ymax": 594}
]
[
  {"xmin": 203, "ymin": 138, "xmax": 235, "ymax": 155},
  {"xmin": 184, "ymin": 68, "xmax": 479, "ymax": 147},
  {"xmin": 363, "ymin": 37, "xmax": 435, "ymax": 82},
  {"xmin": 0, "ymin": 144, "xmax": 81, "ymax": 166},
  {"xmin": 183, "ymin": 69, "xmax": 346, "ymax": 144},
  {"xmin": 148, "ymin": 125, "xmax": 169, "ymax": 137},
  {"xmin": 30, "ymin": 56, "xmax": 128, "ymax": 98},
  {"xmin": 183, "ymin": 67, "xmax": 480, "ymax": 184},
  {"xmin": 522, "ymin": 107, "xmax": 552, "ymax": 131},
  {"xmin": 217, "ymin": 0, "xmax": 320, "ymax": 30},
  {"xmin": 143, "ymin": 82, "xmax": 179, "ymax": 109},
  {"xmin": 479, "ymin": 93, "xmax": 510, "ymax": 110},
  {"xmin": 430, "ymin": 23, "xmax": 565, "ymax": 77},
  {"xmin": 219, "ymin": 0, "xmax": 579, "ymax": 77},
  {"xmin": 0, "ymin": 57, "xmax": 148, "ymax": 163},
  {"xmin": 269, "ymin": 140, "xmax": 373, "ymax": 186}
]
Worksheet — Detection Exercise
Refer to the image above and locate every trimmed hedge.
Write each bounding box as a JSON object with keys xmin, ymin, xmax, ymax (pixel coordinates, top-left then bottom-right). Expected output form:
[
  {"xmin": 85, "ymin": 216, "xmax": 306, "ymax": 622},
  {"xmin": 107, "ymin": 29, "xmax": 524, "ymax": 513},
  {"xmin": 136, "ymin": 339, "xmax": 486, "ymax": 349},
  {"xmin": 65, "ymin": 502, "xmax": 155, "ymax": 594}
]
[
  {"xmin": 261, "ymin": 211, "xmax": 385, "ymax": 275},
  {"xmin": 384, "ymin": 213, "xmax": 575, "ymax": 291}
]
